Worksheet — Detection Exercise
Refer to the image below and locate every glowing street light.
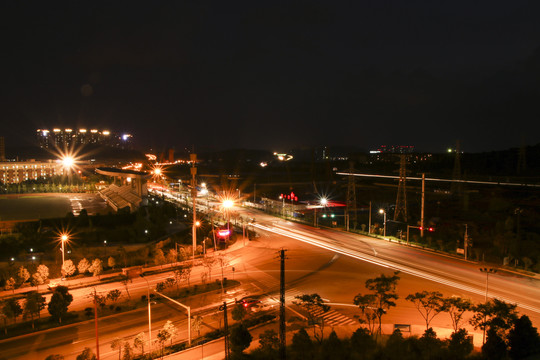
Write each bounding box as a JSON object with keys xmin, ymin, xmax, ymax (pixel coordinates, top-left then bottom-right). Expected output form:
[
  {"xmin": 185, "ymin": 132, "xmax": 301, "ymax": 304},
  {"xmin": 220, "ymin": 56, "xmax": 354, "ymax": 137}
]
[
  {"xmin": 61, "ymin": 155, "xmax": 75, "ymax": 169},
  {"xmin": 379, "ymin": 209, "xmax": 386, "ymax": 237},
  {"xmin": 222, "ymin": 198, "xmax": 234, "ymax": 241},
  {"xmin": 60, "ymin": 234, "xmax": 68, "ymax": 267},
  {"xmin": 314, "ymin": 197, "xmax": 328, "ymax": 227}
]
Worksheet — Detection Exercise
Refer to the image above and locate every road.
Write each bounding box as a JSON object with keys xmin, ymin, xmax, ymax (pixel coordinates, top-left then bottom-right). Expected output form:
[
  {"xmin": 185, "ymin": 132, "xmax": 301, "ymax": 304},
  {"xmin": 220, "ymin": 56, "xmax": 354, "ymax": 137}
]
[
  {"xmin": 241, "ymin": 209, "xmax": 540, "ymax": 324},
  {"xmin": 3, "ymin": 204, "xmax": 540, "ymax": 359}
]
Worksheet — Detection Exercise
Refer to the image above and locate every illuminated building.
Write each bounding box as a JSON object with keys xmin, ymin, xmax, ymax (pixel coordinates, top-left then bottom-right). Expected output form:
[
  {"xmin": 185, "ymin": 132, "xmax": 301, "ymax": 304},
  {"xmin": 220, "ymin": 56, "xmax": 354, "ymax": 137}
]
[
  {"xmin": 36, "ymin": 128, "xmax": 133, "ymax": 149},
  {"xmin": 0, "ymin": 160, "xmax": 64, "ymax": 184}
]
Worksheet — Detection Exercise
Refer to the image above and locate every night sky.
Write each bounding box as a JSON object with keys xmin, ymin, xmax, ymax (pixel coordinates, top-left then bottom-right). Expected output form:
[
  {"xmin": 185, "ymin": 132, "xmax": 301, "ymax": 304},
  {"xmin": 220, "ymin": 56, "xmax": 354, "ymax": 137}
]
[{"xmin": 2, "ymin": 1, "xmax": 540, "ymax": 154}]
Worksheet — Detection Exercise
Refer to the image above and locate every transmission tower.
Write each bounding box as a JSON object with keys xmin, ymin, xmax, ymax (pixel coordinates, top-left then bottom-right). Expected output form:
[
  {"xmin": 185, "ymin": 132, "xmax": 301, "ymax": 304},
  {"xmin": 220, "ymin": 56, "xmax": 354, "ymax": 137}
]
[
  {"xmin": 346, "ymin": 161, "xmax": 358, "ymax": 230},
  {"xmin": 394, "ymin": 155, "xmax": 407, "ymax": 222}
]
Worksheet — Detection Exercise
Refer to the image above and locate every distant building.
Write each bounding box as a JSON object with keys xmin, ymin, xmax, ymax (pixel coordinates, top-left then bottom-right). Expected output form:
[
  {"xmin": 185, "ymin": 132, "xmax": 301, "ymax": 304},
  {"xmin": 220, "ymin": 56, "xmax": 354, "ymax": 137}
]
[
  {"xmin": 372, "ymin": 145, "xmax": 415, "ymax": 154},
  {"xmin": 0, "ymin": 160, "xmax": 64, "ymax": 184},
  {"xmin": 36, "ymin": 128, "xmax": 133, "ymax": 149}
]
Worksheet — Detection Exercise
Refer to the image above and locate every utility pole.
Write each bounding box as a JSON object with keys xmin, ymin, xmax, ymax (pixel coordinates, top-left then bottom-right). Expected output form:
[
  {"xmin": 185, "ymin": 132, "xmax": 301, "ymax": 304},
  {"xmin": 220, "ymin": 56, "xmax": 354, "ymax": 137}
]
[
  {"xmin": 279, "ymin": 248, "xmax": 287, "ymax": 360},
  {"xmin": 368, "ymin": 201, "xmax": 371, "ymax": 234},
  {"xmin": 190, "ymin": 153, "xmax": 197, "ymax": 260},
  {"xmin": 394, "ymin": 155, "xmax": 407, "ymax": 222},
  {"xmin": 421, "ymin": 173, "xmax": 425, "ymax": 238},
  {"xmin": 219, "ymin": 302, "xmax": 230, "ymax": 360},
  {"xmin": 345, "ymin": 161, "xmax": 358, "ymax": 231},
  {"xmin": 93, "ymin": 288, "xmax": 100, "ymax": 360},
  {"xmin": 464, "ymin": 224, "xmax": 469, "ymax": 260}
]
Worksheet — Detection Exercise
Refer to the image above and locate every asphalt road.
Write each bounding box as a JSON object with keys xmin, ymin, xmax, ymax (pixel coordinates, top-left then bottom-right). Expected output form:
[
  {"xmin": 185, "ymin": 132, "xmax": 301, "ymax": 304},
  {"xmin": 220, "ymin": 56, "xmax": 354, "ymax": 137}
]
[{"xmin": 3, "ymin": 203, "xmax": 539, "ymax": 359}]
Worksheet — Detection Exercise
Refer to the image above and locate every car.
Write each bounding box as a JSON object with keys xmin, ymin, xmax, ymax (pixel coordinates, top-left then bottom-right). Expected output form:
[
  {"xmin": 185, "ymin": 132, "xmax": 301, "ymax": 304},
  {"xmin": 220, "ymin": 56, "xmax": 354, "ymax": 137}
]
[{"xmin": 235, "ymin": 297, "xmax": 261, "ymax": 308}]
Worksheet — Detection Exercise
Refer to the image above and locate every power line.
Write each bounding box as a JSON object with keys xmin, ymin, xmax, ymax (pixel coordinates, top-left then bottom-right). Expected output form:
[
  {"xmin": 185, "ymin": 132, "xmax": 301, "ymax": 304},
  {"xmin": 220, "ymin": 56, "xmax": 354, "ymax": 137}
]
[{"xmin": 336, "ymin": 172, "xmax": 540, "ymax": 188}]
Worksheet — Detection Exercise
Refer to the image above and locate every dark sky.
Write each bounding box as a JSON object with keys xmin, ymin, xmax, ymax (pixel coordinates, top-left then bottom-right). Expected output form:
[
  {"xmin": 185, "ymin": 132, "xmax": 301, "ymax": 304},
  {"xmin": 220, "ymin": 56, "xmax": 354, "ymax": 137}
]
[{"xmin": 2, "ymin": 1, "xmax": 540, "ymax": 154}]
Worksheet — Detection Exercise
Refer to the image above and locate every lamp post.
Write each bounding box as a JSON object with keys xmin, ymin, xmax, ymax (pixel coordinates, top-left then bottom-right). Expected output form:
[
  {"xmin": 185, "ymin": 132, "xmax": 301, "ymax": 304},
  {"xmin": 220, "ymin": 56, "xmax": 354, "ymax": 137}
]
[
  {"xmin": 379, "ymin": 209, "xmax": 386, "ymax": 237},
  {"xmin": 60, "ymin": 234, "xmax": 68, "ymax": 273},
  {"xmin": 222, "ymin": 199, "xmax": 234, "ymax": 241},
  {"xmin": 315, "ymin": 197, "xmax": 328, "ymax": 228},
  {"xmin": 479, "ymin": 267, "xmax": 497, "ymax": 344},
  {"xmin": 140, "ymin": 275, "xmax": 152, "ymax": 355}
]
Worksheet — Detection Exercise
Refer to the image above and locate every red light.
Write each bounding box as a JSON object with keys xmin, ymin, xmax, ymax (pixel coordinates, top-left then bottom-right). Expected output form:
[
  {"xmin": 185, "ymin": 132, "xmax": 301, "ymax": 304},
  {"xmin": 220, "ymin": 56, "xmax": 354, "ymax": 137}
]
[
  {"xmin": 243, "ymin": 303, "xmax": 248, "ymax": 307},
  {"xmin": 419, "ymin": 226, "xmax": 424, "ymax": 230},
  {"xmin": 429, "ymin": 227, "xmax": 434, "ymax": 232}
]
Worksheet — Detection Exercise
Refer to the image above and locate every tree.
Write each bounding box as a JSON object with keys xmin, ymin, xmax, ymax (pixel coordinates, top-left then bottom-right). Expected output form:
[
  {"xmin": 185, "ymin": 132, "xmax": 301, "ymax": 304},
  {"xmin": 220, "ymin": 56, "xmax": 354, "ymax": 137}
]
[
  {"xmin": 62, "ymin": 259, "xmax": 76, "ymax": 277},
  {"xmin": 163, "ymin": 320, "xmax": 178, "ymax": 346},
  {"xmin": 107, "ymin": 289, "xmax": 122, "ymax": 303},
  {"xmin": 111, "ymin": 337, "xmax": 123, "ymax": 360},
  {"xmin": 181, "ymin": 263, "xmax": 193, "ymax": 287},
  {"xmin": 167, "ymin": 249, "xmax": 178, "ymax": 264},
  {"xmin": 406, "ymin": 291, "xmax": 445, "ymax": 330},
  {"xmin": 133, "ymin": 332, "xmax": 146, "ymax": 356},
  {"xmin": 447, "ymin": 328, "xmax": 474, "ymax": 360},
  {"xmin": 443, "ymin": 296, "xmax": 472, "ymax": 333},
  {"xmin": 322, "ymin": 330, "xmax": 346, "ymax": 360},
  {"xmin": 24, "ymin": 291, "xmax": 46, "ymax": 329},
  {"xmin": 192, "ymin": 315, "xmax": 203, "ymax": 336},
  {"xmin": 294, "ymin": 293, "xmax": 330, "ymax": 342},
  {"xmin": 508, "ymin": 315, "xmax": 540, "ymax": 360},
  {"xmin": 2, "ymin": 298, "xmax": 22, "ymax": 324},
  {"xmin": 76, "ymin": 347, "xmax": 97, "ymax": 360},
  {"xmin": 418, "ymin": 328, "xmax": 445, "ymax": 359},
  {"xmin": 291, "ymin": 328, "xmax": 313, "ymax": 360},
  {"xmin": 258, "ymin": 329, "xmax": 279, "ymax": 352},
  {"xmin": 483, "ymin": 327, "xmax": 508, "ymax": 360},
  {"xmin": 470, "ymin": 298, "xmax": 518, "ymax": 343},
  {"xmin": 78, "ymin": 258, "xmax": 90, "ymax": 275},
  {"xmin": 48, "ymin": 285, "xmax": 73, "ymax": 323},
  {"xmin": 32, "ymin": 264, "xmax": 49, "ymax": 290},
  {"xmin": 5, "ymin": 277, "xmax": 16, "ymax": 293},
  {"xmin": 232, "ymin": 303, "xmax": 248, "ymax": 323},
  {"xmin": 88, "ymin": 258, "xmax": 103, "ymax": 279},
  {"xmin": 202, "ymin": 256, "xmax": 217, "ymax": 281},
  {"xmin": 17, "ymin": 266, "xmax": 30, "ymax": 286},
  {"xmin": 217, "ymin": 253, "xmax": 230, "ymax": 294},
  {"xmin": 108, "ymin": 256, "xmax": 116, "ymax": 270},
  {"xmin": 120, "ymin": 275, "xmax": 131, "ymax": 299},
  {"xmin": 350, "ymin": 327, "xmax": 377, "ymax": 359},
  {"xmin": 357, "ymin": 271, "xmax": 400, "ymax": 336},
  {"xmin": 230, "ymin": 323, "xmax": 252, "ymax": 357},
  {"xmin": 122, "ymin": 341, "xmax": 133, "ymax": 360},
  {"xmin": 153, "ymin": 249, "xmax": 166, "ymax": 269},
  {"xmin": 156, "ymin": 328, "xmax": 171, "ymax": 357},
  {"xmin": 353, "ymin": 293, "xmax": 378, "ymax": 335}
]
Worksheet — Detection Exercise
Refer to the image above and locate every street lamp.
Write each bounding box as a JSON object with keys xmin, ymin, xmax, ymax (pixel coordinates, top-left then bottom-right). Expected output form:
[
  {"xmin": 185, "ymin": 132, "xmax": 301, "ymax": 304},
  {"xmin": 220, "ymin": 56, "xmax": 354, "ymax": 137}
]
[
  {"xmin": 222, "ymin": 198, "xmax": 234, "ymax": 241},
  {"xmin": 479, "ymin": 267, "xmax": 497, "ymax": 344},
  {"xmin": 379, "ymin": 209, "xmax": 386, "ymax": 237},
  {"xmin": 60, "ymin": 234, "xmax": 68, "ymax": 270},
  {"xmin": 140, "ymin": 274, "xmax": 153, "ymax": 355},
  {"xmin": 314, "ymin": 197, "xmax": 328, "ymax": 227}
]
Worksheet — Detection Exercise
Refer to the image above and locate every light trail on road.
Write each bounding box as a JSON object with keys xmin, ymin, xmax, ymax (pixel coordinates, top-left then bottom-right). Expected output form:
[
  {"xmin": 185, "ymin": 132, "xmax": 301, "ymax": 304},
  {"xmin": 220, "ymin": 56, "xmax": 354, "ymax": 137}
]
[{"xmin": 251, "ymin": 222, "xmax": 540, "ymax": 314}]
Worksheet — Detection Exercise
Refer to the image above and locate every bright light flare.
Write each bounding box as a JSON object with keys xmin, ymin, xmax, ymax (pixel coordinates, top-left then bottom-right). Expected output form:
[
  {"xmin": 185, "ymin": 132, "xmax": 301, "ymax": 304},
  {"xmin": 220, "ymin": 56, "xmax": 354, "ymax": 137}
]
[
  {"xmin": 320, "ymin": 197, "xmax": 328, "ymax": 206},
  {"xmin": 222, "ymin": 199, "xmax": 234, "ymax": 209},
  {"xmin": 62, "ymin": 156, "xmax": 75, "ymax": 169}
]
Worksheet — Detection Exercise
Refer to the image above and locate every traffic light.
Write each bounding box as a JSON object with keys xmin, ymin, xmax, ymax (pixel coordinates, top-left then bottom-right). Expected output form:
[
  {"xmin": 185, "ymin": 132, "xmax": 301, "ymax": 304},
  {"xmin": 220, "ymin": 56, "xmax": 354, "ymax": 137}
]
[{"xmin": 419, "ymin": 226, "xmax": 435, "ymax": 232}]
